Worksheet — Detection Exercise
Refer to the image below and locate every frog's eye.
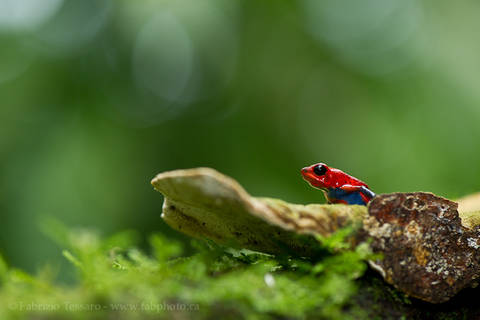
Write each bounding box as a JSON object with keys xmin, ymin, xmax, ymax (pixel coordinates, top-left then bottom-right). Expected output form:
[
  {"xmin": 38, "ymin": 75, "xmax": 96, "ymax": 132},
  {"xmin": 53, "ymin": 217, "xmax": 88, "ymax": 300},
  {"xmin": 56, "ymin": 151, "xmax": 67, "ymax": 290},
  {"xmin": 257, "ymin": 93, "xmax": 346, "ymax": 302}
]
[{"xmin": 313, "ymin": 164, "xmax": 327, "ymax": 176}]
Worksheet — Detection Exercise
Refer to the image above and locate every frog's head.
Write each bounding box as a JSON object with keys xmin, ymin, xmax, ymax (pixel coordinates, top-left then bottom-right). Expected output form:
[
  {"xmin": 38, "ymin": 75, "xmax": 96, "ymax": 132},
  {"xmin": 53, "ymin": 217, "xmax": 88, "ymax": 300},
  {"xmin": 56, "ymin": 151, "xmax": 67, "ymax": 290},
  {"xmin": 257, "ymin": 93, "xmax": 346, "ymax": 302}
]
[{"xmin": 301, "ymin": 163, "xmax": 331, "ymax": 189}]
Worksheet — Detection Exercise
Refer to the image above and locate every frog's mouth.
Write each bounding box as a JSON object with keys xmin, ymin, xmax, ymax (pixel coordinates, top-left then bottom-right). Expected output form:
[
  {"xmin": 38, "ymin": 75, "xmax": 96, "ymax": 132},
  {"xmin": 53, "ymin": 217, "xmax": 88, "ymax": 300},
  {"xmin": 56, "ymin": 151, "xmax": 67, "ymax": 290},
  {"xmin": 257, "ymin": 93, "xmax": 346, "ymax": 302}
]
[{"xmin": 301, "ymin": 168, "xmax": 326, "ymax": 189}]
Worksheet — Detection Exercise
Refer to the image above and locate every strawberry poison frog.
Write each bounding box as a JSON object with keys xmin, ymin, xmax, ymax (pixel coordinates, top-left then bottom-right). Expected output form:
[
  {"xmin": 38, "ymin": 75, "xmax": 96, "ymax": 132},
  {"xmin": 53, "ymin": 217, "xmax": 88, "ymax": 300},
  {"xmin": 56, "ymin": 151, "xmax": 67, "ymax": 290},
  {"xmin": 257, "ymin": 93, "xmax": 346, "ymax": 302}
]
[{"xmin": 301, "ymin": 163, "xmax": 376, "ymax": 205}]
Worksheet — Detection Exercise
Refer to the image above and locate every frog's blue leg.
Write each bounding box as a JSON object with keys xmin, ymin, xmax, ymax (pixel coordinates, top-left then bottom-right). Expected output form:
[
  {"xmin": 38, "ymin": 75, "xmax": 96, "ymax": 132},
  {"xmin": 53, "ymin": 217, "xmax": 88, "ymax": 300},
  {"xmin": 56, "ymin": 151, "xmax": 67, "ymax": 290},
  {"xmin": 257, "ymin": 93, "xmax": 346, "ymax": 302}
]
[
  {"xmin": 359, "ymin": 186, "xmax": 376, "ymax": 199},
  {"xmin": 327, "ymin": 188, "xmax": 366, "ymax": 205},
  {"xmin": 338, "ymin": 185, "xmax": 376, "ymax": 204}
]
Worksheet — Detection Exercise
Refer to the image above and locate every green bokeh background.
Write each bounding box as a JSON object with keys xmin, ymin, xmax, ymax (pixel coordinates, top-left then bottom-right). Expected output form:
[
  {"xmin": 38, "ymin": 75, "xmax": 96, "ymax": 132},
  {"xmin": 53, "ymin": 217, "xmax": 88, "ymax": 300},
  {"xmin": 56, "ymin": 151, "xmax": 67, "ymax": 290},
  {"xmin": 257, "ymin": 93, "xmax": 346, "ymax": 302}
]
[{"xmin": 1, "ymin": 0, "xmax": 479, "ymax": 274}]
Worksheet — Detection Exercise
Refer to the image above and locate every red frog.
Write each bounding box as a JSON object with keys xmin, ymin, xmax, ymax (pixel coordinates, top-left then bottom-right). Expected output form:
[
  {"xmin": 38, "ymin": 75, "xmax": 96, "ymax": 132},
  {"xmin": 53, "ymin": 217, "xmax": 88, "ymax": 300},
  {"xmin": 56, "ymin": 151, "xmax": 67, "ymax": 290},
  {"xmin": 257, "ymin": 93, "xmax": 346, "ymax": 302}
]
[{"xmin": 301, "ymin": 163, "xmax": 375, "ymax": 205}]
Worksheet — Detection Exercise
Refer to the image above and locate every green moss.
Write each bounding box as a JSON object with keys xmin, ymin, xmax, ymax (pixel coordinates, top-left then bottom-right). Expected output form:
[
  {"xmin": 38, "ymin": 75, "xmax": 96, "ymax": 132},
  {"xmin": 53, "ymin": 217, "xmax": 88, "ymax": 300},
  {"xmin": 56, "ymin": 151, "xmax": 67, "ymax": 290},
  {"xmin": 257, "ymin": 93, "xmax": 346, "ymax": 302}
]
[
  {"xmin": 2, "ymin": 220, "xmax": 476, "ymax": 319},
  {"xmin": 0, "ymin": 221, "xmax": 376, "ymax": 319}
]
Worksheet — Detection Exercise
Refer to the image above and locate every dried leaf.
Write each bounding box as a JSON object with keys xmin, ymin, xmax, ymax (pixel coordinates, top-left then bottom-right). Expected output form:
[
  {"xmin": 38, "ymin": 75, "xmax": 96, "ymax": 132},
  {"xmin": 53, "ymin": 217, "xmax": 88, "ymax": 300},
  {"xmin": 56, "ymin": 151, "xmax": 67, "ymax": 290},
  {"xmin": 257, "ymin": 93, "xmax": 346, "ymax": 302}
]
[{"xmin": 151, "ymin": 168, "xmax": 366, "ymax": 257}]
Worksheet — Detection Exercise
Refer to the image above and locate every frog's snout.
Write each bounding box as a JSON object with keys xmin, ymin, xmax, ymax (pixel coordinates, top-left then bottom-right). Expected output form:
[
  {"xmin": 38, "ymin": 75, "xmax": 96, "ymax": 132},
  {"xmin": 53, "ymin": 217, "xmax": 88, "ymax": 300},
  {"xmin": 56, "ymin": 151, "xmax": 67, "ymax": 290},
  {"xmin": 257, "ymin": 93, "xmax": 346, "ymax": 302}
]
[{"xmin": 301, "ymin": 167, "xmax": 314, "ymax": 184}]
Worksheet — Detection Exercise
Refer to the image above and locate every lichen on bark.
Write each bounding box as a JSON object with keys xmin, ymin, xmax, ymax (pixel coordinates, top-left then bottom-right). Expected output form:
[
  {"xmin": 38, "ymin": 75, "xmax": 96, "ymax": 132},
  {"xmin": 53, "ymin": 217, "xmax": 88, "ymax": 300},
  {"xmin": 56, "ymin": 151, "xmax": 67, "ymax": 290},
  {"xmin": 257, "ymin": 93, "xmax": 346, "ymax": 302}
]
[{"xmin": 365, "ymin": 192, "xmax": 480, "ymax": 303}]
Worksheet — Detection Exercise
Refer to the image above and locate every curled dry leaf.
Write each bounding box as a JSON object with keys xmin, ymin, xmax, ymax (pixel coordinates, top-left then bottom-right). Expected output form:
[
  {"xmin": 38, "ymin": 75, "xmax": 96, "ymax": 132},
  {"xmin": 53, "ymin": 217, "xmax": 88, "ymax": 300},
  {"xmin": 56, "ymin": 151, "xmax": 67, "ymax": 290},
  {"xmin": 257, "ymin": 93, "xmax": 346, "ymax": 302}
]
[
  {"xmin": 151, "ymin": 168, "xmax": 366, "ymax": 257},
  {"xmin": 151, "ymin": 168, "xmax": 480, "ymax": 304}
]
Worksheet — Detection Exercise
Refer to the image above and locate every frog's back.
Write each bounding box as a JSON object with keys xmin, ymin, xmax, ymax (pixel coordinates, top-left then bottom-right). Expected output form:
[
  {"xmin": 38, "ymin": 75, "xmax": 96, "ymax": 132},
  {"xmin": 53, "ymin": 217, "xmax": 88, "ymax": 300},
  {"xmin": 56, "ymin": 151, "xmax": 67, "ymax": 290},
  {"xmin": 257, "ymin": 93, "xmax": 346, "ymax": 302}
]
[{"xmin": 329, "ymin": 168, "xmax": 370, "ymax": 189}]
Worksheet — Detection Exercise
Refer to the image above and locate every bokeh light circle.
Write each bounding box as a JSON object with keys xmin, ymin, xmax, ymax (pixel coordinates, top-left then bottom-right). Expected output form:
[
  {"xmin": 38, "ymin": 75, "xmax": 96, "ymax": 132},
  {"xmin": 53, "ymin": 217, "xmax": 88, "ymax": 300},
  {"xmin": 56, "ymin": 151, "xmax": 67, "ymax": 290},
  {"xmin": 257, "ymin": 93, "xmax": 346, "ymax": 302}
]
[
  {"xmin": 133, "ymin": 11, "xmax": 194, "ymax": 102},
  {"xmin": 303, "ymin": 0, "xmax": 422, "ymax": 75},
  {"xmin": 0, "ymin": 0, "xmax": 63, "ymax": 31}
]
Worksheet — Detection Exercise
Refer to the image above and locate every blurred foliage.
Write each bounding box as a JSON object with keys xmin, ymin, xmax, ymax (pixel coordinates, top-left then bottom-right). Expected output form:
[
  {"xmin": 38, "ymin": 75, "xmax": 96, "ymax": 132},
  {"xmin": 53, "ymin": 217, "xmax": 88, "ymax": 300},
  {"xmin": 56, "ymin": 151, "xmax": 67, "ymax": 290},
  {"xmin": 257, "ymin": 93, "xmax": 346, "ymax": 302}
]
[
  {"xmin": 1, "ymin": 0, "xmax": 480, "ymax": 302},
  {"xmin": 0, "ymin": 221, "xmax": 375, "ymax": 319}
]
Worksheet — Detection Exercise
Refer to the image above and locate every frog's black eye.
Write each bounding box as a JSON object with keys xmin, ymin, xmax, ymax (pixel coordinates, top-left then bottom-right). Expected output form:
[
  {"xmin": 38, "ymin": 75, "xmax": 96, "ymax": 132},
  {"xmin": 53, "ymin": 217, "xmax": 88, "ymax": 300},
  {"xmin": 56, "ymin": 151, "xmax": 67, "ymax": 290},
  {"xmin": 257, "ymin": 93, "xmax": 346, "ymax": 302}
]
[{"xmin": 313, "ymin": 164, "xmax": 327, "ymax": 176}]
